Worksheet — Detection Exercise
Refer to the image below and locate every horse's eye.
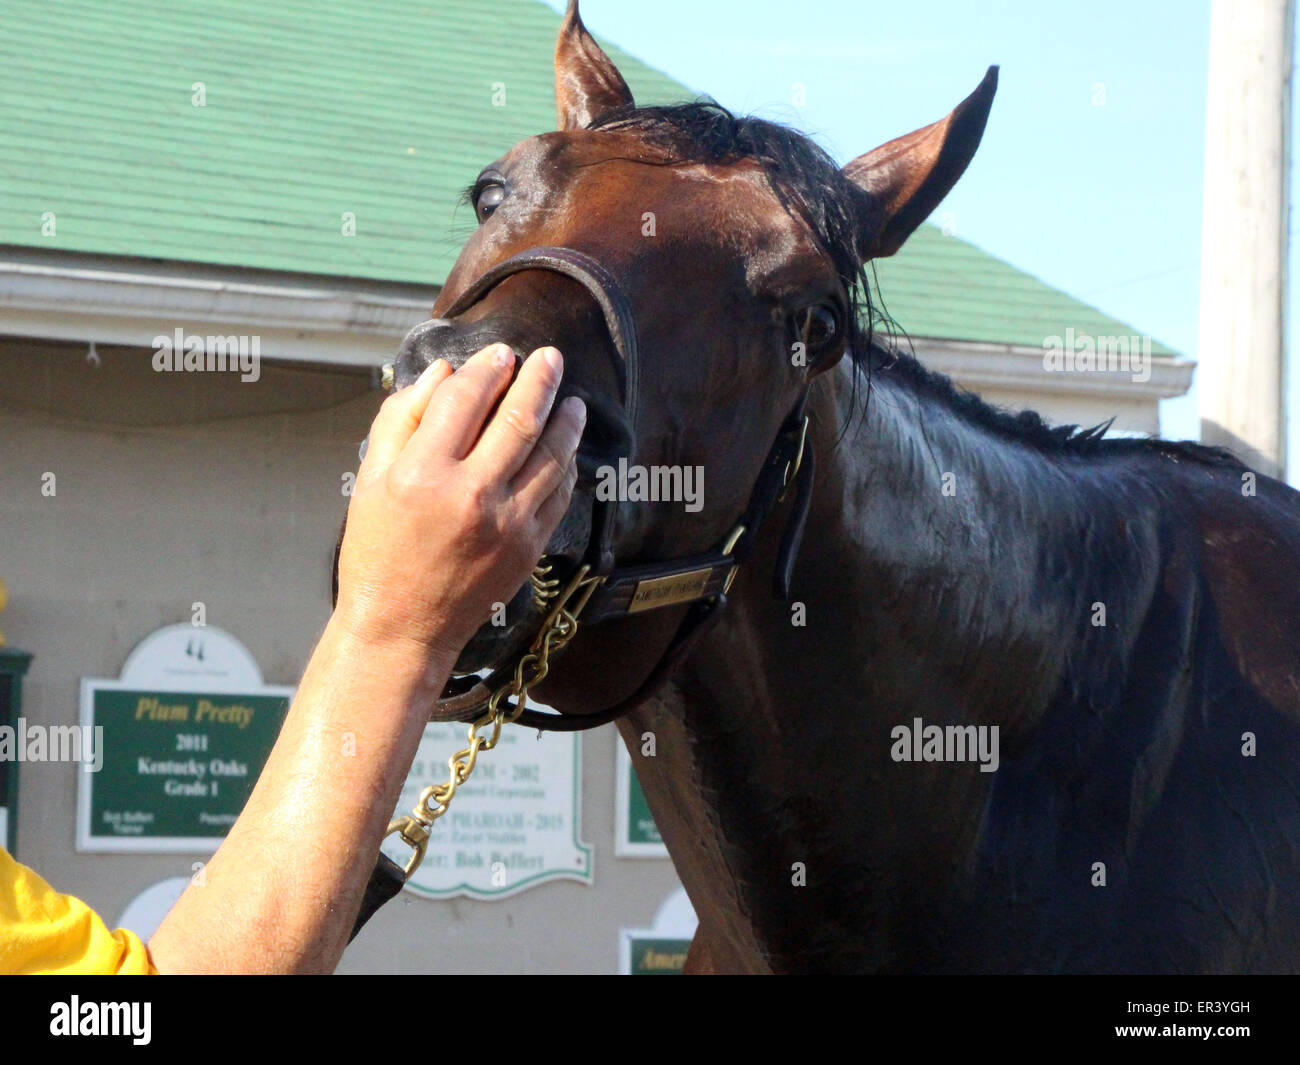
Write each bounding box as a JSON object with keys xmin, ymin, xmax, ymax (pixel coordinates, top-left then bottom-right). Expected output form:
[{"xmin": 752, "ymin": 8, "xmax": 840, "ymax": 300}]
[
  {"xmin": 474, "ymin": 182, "xmax": 506, "ymax": 223},
  {"xmin": 797, "ymin": 304, "xmax": 839, "ymax": 350}
]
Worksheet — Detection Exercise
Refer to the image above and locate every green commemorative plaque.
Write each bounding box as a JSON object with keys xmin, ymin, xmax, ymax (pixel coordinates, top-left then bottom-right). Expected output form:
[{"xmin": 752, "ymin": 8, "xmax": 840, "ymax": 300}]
[
  {"xmin": 619, "ymin": 888, "xmax": 698, "ymax": 974},
  {"xmin": 616, "ymin": 743, "xmax": 667, "ymax": 856},
  {"xmin": 77, "ymin": 625, "xmax": 292, "ymax": 852},
  {"xmin": 627, "ymin": 937, "xmax": 692, "ymax": 975}
]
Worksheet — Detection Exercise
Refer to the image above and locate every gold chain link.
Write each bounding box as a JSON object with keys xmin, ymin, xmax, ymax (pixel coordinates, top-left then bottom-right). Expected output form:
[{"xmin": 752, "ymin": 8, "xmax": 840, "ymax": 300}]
[{"xmin": 381, "ymin": 565, "xmax": 602, "ymax": 877}]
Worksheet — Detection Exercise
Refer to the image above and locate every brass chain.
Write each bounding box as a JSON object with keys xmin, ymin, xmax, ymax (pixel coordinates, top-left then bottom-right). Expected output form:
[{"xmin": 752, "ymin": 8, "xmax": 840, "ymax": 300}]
[{"xmin": 382, "ymin": 565, "xmax": 602, "ymax": 877}]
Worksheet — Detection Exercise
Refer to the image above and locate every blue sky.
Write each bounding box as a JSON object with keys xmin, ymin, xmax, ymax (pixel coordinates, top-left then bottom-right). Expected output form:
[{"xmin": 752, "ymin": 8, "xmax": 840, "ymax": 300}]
[{"xmin": 543, "ymin": 0, "xmax": 1296, "ymax": 472}]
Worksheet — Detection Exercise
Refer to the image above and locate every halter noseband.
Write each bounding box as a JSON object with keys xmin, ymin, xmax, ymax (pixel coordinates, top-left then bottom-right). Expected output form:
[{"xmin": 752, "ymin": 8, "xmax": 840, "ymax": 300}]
[{"xmin": 440, "ymin": 246, "xmax": 640, "ymax": 437}]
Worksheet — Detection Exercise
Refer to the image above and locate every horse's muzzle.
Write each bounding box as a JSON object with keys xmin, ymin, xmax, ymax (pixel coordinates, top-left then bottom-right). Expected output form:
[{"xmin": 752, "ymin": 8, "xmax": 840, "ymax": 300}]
[
  {"xmin": 393, "ymin": 316, "xmax": 633, "ymax": 484},
  {"xmin": 355, "ymin": 319, "xmax": 615, "ymax": 675},
  {"xmin": 361, "ymin": 246, "xmax": 643, "ymax": 677}
]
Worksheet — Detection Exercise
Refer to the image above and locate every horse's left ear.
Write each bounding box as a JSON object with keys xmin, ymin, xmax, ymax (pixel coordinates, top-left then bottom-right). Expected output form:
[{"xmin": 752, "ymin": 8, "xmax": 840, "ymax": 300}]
[
  {"xmin": 555, "ymin": 0, "xmax": 634, "ymax": 130},
  {"xmin": 844, "ymin": 66, "xmax": 998, "ymax": 260}
]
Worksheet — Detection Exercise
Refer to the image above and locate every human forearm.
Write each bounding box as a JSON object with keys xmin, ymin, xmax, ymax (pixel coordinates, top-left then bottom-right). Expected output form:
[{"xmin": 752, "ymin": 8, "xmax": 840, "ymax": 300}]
[
  {"xmin": 143, "ymin": 345, "xmax": 582, "ymax": 974},
  {"xmin": 147, "ymin": 619, "xmax": 450, "ymax": 973}
]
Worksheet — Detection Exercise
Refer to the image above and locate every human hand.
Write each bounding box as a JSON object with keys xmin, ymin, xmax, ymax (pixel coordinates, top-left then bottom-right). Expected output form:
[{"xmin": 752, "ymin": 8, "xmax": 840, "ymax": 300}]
[{"xmin": 333, "ymin": 343, "xmax": 586, "ymax": 665}]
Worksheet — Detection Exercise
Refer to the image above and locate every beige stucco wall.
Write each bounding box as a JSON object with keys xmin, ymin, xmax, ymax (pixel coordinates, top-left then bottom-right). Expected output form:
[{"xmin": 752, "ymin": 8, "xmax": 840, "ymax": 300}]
[{"xmin": 0, "ymin": 338, "xmax": 680, "ymax": 974}]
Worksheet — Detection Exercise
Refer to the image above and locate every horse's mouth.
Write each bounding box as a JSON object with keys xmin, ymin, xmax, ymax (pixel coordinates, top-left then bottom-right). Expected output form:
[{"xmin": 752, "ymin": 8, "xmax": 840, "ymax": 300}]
[
  {"xmin": 565, "ymin": 380, "xmax": 632, "ymax": 484},
  {"xmin": 355, "ymin": 365, "xmax": 620, "ymax": 675},
  {"xmin": 385, "ymin": 294, "xmax": 634, "ymax": 675},
  {"xmin": 446, "ymin": 371, "xmax": 628, "ymax": 674},
  {"xmin": 449, "ymin": 494, "xmax": 596, "ymax": 677},
  {"xmin": 445, "ymin": 378, "xmax": 625, "ymax": 677}
]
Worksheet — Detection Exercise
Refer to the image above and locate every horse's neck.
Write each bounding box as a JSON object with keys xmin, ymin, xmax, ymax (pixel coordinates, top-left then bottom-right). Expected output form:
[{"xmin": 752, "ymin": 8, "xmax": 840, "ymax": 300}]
[
  {"xmin": 784, "ymin": 361, "xmax": 1095, "ymax": 728},
  {"xmin": 639, "ymin": 359, "xmax": 1112, "ymax": 970},
  {"xmin": 717, "ymin": 360, "xmax": 1099, "ymax": 728}
]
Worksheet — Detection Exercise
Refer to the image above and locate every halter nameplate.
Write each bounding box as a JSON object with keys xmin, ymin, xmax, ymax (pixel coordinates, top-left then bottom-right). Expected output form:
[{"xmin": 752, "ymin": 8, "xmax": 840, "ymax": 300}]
[
  {"xmin": 583, "ymin": 558, "xmax": 735, "ymax": 621},
  {"xmin": 628, "ymin": 569, "xmax": 717, "ymax": 613}
]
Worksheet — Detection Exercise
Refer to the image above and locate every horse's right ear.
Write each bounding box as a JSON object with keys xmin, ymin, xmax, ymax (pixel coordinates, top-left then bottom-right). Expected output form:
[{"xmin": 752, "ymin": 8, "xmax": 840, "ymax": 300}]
[
  {"xmin": 844, "ymin": 66, "xmax": 997, "ymax": 260},
  {"xmin": 555, "ymin": 0, "xmax": 634, "ymax": 130}
]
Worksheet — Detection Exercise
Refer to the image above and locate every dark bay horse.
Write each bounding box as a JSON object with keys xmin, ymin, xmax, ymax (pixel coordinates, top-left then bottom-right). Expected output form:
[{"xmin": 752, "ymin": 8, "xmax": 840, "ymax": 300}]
[{"xmin": 383, "ymin": 2, "xmax": 1300, "ymax": 972}]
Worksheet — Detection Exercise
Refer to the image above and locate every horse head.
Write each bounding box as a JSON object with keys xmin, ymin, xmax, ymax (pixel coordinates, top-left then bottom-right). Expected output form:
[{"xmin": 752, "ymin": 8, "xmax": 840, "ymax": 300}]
[{"xmin": 381, "ymin": 0, "xmax": 996, "ymax": 718}]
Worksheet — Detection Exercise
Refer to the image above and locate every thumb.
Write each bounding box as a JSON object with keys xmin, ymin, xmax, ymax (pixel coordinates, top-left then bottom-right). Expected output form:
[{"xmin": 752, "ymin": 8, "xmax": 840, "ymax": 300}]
[{"xmin": 357, "ymin": 360, "xmax": 453, "ymax": 483}]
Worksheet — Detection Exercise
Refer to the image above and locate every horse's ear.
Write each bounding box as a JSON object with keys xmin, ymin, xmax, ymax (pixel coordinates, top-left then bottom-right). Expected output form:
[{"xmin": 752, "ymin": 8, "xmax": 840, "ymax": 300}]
[
  {"xmin": 555, "ymin": 0, "xmax": 634, "ymax": 130},
  {"xmin": 844, "ymin": 66, "xmax": 998, "ymax": 260}
]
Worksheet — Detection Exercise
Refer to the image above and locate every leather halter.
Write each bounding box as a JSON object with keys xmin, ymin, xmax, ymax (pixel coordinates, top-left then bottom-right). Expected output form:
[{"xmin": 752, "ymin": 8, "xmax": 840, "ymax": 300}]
[
  {"xmin": 415, "ymin": 245, "xmax": 816, "ymax": 733},
  {"xmin": 347, "ymin": 245, "xmax": 816, "ymax": 940},
  {"xmin": 440, "ymin": 247, "xmax": 640, "ymax": 435}
]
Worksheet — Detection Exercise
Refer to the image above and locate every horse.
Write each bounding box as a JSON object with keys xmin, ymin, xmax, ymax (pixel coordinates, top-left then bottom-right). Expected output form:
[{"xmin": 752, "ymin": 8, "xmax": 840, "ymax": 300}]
[{"xmin": 367, "ymin": 1, "xmax": 1300, "ymax": 972}]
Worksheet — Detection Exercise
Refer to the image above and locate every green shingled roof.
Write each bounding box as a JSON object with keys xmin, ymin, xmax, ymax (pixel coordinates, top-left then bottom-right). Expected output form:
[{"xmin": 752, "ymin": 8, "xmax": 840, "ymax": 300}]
[
  {"xmin": 872, "ymin": 225, "xmax": 1176, "ymax": 354},
  {"xmin": 0, "ymin": 0, "xmax": 1174, "ymax": 355}
]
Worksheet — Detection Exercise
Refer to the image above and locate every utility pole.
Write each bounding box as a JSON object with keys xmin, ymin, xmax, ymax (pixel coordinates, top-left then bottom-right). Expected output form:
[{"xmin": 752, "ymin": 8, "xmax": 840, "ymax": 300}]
[{"xmin": 1198, "ymin": 0, "xmax": 1293, "ymax": 480}]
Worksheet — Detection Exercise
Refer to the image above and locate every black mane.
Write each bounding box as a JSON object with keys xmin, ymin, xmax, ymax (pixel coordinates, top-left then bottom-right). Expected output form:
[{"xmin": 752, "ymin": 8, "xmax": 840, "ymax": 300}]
[
  {"xmin": 862, "ymin": 343, "xmax": 1243, "ymax": 466},
  {"xmin": 589, "ymin": 100, "xmax": 1242, "ymax": 470}
]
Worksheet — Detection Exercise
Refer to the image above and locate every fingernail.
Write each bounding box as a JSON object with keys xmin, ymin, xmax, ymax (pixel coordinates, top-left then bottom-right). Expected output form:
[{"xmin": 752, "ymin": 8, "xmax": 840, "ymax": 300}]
[
  {"xmin": 542, "ymin": 347, "xmax": 563, "ymax": 375},
  {"xmin": 492, "ymin": 344, "xmax": 515, "ymax": 369},
  {"xmin": 419, "ymin": 359, "xmax": 447, "ymax": 382},
  {"xmin": 565, "ymin": 395, "xmax": 587, "ymax": 427}
]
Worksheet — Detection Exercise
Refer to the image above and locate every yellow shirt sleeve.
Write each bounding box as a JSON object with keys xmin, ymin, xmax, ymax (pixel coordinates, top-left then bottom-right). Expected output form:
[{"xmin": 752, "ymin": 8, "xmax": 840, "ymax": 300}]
[{"xmin": 0, "ymin": 847, "xmax": 158, "ymax": 974}]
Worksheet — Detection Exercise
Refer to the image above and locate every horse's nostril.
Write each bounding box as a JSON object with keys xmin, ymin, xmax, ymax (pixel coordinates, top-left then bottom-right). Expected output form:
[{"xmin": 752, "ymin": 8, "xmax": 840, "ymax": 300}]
[{"xmin": 394, "ymin": 318, "xmax": 461, "ymax": 386}]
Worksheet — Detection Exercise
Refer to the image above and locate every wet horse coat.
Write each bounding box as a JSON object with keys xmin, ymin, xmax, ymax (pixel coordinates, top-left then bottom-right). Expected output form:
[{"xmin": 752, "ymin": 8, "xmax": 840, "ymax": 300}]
[{"xmin": 620, "ymin": 354, "xmax": 1300, "ymax": 972}]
